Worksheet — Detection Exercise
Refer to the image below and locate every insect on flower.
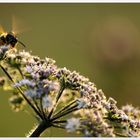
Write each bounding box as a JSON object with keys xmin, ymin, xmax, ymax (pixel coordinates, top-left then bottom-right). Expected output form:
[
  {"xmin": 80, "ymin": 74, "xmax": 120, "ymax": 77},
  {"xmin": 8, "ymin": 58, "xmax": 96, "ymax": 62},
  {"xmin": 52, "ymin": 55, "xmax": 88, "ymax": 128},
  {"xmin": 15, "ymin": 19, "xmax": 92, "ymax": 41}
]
[
  {"xmin": 0, "ymin": 31, "xmax": 26, "ymax": 48},
  {"xmin": 0, "ymin": 17, "xmax": 26, "ymax": 48}
]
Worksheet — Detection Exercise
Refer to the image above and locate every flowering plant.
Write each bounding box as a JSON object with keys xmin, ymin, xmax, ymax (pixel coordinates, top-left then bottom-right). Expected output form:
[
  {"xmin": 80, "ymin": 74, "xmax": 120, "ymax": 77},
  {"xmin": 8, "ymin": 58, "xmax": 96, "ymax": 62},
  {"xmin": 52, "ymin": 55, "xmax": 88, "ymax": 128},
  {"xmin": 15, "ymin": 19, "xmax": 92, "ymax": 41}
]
[{"xmin": 0, "ymin": 45, "xmax": 140, "ymax": 137}]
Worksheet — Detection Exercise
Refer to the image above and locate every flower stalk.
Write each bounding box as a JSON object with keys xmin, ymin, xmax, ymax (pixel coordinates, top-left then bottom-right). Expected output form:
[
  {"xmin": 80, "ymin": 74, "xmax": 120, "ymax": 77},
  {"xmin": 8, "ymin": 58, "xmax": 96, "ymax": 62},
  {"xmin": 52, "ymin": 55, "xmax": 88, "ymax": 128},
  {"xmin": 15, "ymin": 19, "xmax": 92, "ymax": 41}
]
[{"xmin": 29, "ymin": 120, "xmax": 52, "ymax": 137}]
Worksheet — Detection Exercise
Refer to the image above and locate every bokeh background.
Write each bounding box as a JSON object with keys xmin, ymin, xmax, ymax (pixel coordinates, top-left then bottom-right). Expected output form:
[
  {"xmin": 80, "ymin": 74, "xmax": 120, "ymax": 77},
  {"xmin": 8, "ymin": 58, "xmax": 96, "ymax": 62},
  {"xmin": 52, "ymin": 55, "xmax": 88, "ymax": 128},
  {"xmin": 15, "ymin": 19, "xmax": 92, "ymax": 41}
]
[{"xmin": 0, "ymin": 3, "xmax": 140, "ymax": 137}]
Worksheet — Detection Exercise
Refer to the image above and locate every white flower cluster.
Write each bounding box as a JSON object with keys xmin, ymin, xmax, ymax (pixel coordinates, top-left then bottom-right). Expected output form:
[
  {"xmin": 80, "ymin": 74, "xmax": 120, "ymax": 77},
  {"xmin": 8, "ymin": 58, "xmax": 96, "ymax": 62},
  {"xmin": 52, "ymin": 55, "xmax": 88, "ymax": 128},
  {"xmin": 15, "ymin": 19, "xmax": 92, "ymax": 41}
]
[{"xmin": 1, "ymin": 48, "xmax": 140, "ymax": 137}]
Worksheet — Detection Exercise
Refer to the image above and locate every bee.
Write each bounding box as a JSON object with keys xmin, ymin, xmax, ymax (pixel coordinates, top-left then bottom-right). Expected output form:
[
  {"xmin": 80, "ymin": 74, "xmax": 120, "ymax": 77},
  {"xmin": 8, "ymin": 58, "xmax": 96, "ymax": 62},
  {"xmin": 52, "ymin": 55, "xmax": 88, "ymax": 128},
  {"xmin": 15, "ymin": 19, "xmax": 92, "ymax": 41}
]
[
  {"xmin": 0, "ymin": 16, "xmax": 26, "ymax": 48},
  {"xmin": 0, "ymin": 31, "xmax": 26, "ymax": 48}
]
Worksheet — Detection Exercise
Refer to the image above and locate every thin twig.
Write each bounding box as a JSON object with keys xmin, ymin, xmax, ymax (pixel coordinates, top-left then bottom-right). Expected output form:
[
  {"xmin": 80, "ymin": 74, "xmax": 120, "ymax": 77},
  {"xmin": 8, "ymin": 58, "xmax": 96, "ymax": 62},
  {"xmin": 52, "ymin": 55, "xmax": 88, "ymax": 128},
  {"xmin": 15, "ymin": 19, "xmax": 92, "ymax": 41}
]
[
  {"xmin": 52, "ymin": 124, "xmax": 65, "ymax": 129},
  {"xmin": 52, "ymin": 99, "xmax": 77, "ymax": 119},
  {"xmin": 40, "ymin": 98, "xmax": 47, "ymax": 121},
  {"xmin": 33, "ymin": 99, "xmax": 42, "ymax": 116},
  {"xmin": 48, "ymin": 78, "xmax": 65, "ymax": 119},
  {"xmin": 17, "ymin": 66, "xmax": 24, "ymax": 79},
  {"xmin": 51, "ymin": 106, "xmax": 78, "ymax": 121},
  {"xmin": 114, "ymin": 132, "xmax": 128, "ymax": 137},
  {"xmin": 53, "ymin": 120, "xmax": 67, "ymax": 123}
]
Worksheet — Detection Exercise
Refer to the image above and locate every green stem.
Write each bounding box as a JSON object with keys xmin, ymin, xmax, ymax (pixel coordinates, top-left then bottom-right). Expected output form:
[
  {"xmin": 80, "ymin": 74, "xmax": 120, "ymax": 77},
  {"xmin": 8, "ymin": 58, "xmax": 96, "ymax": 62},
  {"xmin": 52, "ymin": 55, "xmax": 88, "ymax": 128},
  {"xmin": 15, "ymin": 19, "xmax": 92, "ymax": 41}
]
[
  {"xmin": 114, "ymin": 132, "xmax": 128, "ymax": 137},
  {"xmin": 52, "ymin": 124, "xmax": 65, "ymax": 129},
  {"xmin": 33, "ymin": 99, "xmax": 42, "ymax": 116},
  {"xmin": 52, "ymin": 104, "xmax": 78, "ymax": 119},
  {"xmin": 17, "ymin": 66, "xmax": 24, "ymax": 78},
  {"xmin": 48, "ymin": 78, "xmax": 65, "ymax": 119},
  {"xmin": 51, "ymin": 105, "xmax": 78, "ymax": 121},
  {"xmin": 40, "ymin": 98, "xmax": 47, "ymax": 121},
  {"xmin": 53, "ymin": 120, "xmax": 67, "ymax": 123},
  {"xmin": 56, "ymin": 78, "xmax": 65, "ymax": 103},
  {"xmin": 52, "ymin": 100, "xmax": 77, "ymax": 119}
]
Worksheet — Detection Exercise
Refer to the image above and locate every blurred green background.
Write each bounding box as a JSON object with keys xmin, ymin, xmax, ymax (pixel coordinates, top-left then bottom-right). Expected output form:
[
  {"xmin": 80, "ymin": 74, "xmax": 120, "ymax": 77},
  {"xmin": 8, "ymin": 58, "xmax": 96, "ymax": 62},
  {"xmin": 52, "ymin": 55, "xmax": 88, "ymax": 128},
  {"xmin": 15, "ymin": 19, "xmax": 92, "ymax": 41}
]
[{"xmin": 0, "ymin": 3, "xmax": 140, "ymax": 137}]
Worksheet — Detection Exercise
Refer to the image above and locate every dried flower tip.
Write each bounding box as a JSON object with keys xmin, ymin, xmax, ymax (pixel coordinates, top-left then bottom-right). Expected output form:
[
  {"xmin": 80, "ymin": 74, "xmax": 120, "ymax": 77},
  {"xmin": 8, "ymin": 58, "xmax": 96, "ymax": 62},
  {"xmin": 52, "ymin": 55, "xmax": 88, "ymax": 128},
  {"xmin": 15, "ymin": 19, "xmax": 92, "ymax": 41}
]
[
  {"xmin": 98, "ymin": 89, "xmax": 106, "ymax": 100},
  {"xmin": 108, "ymin": 97, "xmax": 117, "ymax": 105}
]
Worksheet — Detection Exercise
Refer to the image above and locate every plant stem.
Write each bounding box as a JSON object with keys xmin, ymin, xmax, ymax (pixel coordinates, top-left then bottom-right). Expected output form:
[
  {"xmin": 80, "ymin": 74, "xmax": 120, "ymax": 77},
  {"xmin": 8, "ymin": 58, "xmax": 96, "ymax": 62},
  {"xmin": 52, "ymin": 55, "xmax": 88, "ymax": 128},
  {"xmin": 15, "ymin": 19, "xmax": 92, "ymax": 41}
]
[
  {"xmin": 52, "ymin": 124, "xmax": 65, "ymax": 129},
  {"xmin": 40, "ymin": 98, "xmax": 47, "ymax": 121},
  {"xmin": 29, "ymin": 120, "xmax": 51, "ymax": 137},
  {"xmin": 52, "ymin": 99, "xmax": 77, "ymax": 118},
  {"xmin": 48, "ymin": 78, "xmax": 65, "ymax": 119},
  {"xmin": 51, "ymin": 105, "xmax": 78, "ymax": 121},
  {"xmin": 114, "ymin": 132, "xmax": 128, "ymax": 137},
  {"xmin": 17, "ymin": 66, "xmax": 24, "ymax": 79}
]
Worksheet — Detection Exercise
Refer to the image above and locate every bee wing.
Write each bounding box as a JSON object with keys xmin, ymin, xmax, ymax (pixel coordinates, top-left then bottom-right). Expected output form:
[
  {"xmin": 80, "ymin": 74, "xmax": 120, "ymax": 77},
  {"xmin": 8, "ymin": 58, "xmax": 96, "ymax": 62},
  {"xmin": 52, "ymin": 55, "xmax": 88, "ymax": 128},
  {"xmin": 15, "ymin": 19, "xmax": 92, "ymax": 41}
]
[
  {"xmin": 0, "ymin": 25, "xmax": 5, "ymax": 34},
  {"xmin": 12, "ymin": 15, "xmax": 31, "ymax": 35},
  {"xmin": 12, "ymin": 15, "xmax": 20, "ymax": 35}
]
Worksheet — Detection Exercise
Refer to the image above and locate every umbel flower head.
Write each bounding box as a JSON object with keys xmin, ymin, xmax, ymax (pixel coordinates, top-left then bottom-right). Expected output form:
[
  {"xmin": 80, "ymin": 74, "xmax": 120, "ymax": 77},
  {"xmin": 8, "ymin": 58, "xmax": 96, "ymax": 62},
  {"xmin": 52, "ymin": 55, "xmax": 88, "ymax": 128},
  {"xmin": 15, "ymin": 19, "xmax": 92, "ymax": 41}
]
[{"xmin": 0, "ymin": 46, "xmax": 140, "ymax": 137}]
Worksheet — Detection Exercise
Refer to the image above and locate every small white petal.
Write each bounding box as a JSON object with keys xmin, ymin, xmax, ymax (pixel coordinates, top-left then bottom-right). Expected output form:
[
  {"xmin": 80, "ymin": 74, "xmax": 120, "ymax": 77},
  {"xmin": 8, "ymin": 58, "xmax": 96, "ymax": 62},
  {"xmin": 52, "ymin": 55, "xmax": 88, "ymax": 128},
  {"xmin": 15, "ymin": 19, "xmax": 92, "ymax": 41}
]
[{"xmin": 66, "ymin": 118, "xmax": 80, "ymax": 132}]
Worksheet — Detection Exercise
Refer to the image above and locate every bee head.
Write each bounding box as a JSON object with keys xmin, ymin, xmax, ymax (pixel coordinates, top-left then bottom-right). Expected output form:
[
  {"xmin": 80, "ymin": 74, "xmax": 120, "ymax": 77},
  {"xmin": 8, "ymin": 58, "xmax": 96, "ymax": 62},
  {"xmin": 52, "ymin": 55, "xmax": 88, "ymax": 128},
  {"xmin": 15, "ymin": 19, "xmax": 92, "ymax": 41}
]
[{"xmin": 6, "ymin": 32, "xmax": 17, "ymax": 47}]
